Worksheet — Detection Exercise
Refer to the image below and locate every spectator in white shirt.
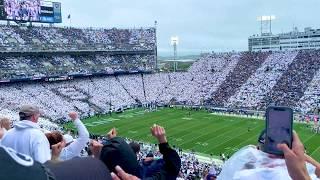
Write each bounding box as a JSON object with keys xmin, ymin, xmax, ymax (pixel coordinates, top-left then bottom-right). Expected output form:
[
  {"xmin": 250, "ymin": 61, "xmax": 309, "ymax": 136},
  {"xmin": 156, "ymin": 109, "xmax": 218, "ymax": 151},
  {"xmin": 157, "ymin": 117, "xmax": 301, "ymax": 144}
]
[
  {"xmin": 1, "ymin": 105, "xmax": 51, "ymax": 163},
  {"xmin": 60, "ymin": 111, "xmax": 89, "ymax": 161}
]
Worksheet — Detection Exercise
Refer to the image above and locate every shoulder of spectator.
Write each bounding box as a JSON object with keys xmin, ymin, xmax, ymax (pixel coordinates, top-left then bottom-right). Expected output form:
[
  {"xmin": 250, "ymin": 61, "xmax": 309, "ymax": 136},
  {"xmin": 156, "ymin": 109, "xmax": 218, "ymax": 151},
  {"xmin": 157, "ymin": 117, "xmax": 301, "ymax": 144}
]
[
  {"xmin": 102, "ymin": 136, "xmax": 123, "ymax": 145},
  {"xmin": 33, "ymin": 129, "xmax": 50, "ymax": 144}
]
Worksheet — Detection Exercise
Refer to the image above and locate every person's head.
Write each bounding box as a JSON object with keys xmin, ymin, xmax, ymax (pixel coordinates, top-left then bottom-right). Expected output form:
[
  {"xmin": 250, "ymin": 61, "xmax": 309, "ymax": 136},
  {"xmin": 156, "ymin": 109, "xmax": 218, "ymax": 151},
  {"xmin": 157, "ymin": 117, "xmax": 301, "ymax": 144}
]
[
  {"xmin": 129, "ymin": 142, "xmax": 140, "ymax": 155},
  {"xmin": 257, "ymin": 129, "xmax": 266, "ymax": 152},
  {"xmin": 100, "ymin": 137, "xmax": 140, "ymax": 177},
  {"xmin": 19, "ymin": 104, "xmax": 42, "ymax": 123},
  {"xmin": 45, "ymin": 131, "xmax": 64, "ymax": 148},
  {"xmin": 45, "ymin": 157, "xmax": 113, "ymax": 180},
  {"xmin": 0, "ymin": 117, "xmax": 11, "ymax": 130}
]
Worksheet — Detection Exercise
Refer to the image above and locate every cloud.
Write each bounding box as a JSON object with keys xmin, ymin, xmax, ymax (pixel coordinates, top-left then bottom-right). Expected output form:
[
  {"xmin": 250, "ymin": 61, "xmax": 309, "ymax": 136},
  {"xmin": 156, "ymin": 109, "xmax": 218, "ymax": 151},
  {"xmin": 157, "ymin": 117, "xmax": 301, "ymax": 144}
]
[{"xmin": 57, "ymin": 0, "xmax": 320, "ymax": 55}]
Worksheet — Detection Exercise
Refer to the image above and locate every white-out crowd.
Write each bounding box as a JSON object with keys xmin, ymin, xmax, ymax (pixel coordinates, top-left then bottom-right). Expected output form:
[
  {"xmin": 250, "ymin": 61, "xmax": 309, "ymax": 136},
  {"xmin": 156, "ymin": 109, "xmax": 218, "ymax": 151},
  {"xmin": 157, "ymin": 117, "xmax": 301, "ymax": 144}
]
[
  {"xmin": 0, "ymin": 25, "xmax": 156, "ymax": 51},
  {"xmin": 0, "ymin": 54, "xmax": 155, "ymax": 80},
  {"xmin": 0, "ymin": 50, "xmax": 319, "ymax": 125}
]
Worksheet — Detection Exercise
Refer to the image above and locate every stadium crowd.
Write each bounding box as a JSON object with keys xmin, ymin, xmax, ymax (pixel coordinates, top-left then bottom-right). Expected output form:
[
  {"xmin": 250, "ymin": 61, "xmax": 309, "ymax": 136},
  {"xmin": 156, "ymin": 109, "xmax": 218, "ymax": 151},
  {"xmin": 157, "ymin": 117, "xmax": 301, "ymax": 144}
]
[
  {"xmin": 0, "ymin": 105, "xmax": 319, "ymax": 180},
  {"xmin": 227, "ymin": 51, "xmax": 298, "ymax": 109},
  {"xmin": 210, "ymin": 51, "xmax": 270, "ymax": 107},
  {"xmin": 298, "ymin": 70, "xmax": 320, "ymax": 114},
  {"xmin": 0, "ymin": 25, "xmax": 156, "ymax": 51},
  {"xmin": 0, "ymin": 25, "xmax": 156, "ymax": 80},
  {"xmin": 86, "ymin": 130, "xmax": 223, "ymax": 179},
  {"xmin": 0, "ymin": 50, "xmax": 319, "ymax": 123},
  {"xmin": 0, "ymin": 25, "xmax": 320, "ymax": 179},
  {"xmin": 0, "ymin": 107, "xmax": 182, "ymax": 179},
  {"xmin": 258, "ymin": 50, "xmax": 320, "ymax": 110},
  {"xmin": 0, "ymin": 54, "xmax": 155, "ymax": 80},
  {"xmin": 0, "ymin": 25, "xmax": 319, "ymax": 114}
]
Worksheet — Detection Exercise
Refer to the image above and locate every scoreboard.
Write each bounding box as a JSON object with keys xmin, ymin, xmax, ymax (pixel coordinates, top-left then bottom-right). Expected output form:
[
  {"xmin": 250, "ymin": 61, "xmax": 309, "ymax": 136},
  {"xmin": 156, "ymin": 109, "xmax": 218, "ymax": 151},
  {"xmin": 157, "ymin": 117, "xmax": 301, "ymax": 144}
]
[
  {"xmin": 39, "ymin": 1, "xmax": 61, "ymax": 23},
  {"xmin": 0, "ymin": 0, "xmax": 61, "ymax": 23}
]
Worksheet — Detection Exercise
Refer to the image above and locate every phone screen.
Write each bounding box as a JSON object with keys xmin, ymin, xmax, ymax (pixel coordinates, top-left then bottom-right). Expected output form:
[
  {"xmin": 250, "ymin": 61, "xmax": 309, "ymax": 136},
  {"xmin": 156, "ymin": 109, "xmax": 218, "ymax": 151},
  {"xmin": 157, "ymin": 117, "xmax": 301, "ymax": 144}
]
[{"xmin": 266, "ymin": 107, "xmax": 292, "ymax": 155}]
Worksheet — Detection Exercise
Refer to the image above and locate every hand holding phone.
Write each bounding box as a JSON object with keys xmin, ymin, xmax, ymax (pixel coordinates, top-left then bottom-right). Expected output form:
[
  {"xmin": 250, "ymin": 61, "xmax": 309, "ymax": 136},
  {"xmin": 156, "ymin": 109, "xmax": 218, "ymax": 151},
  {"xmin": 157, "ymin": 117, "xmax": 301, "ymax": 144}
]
[{"xmin": 265, "ymin": 106, "xmax": 293, "ymax": 155}]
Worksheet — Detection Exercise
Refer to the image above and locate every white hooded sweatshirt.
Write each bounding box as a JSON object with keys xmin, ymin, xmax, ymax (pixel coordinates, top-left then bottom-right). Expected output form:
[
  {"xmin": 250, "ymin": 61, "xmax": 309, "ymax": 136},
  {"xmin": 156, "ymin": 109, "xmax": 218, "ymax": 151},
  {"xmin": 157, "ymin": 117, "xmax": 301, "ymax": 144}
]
[{"xmin": 1, "ymin": 120, "xmax": 51, "ymax": 163}]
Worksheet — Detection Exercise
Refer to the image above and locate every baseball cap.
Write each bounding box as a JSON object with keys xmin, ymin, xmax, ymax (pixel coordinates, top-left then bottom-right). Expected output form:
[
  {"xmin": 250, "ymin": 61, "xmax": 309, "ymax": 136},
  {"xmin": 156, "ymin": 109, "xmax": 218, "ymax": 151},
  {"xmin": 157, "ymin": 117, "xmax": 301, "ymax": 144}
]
[
  {"xmin": 19, "ymin": 105, "xmax": 43, "ymax": 117},
  {"xmin": 0, "ymin": 145, "xmax": 54, "ymax": 180},
  {"xmin": 63, "ymin": 134, "xmax": 74, "ymax": 144}
]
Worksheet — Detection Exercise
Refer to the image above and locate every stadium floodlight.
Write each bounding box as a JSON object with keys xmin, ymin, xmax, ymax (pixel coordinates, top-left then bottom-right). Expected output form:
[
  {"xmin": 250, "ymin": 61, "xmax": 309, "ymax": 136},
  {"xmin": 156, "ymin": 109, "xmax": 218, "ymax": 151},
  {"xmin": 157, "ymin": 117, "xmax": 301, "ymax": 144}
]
[
  {"xmin": 257, "ymin": 15, "xmax": 276, "ymax": 21},
  {"xmin": 170, "ymin": 36, "xmax": 179, "ymax": 72},
  {"xmin": 257, "ymin": 15, "xmax": 276, "ymax": 35},
  {"xmin": 171, "ymin": 36, "xmax": 179, "ymax": 46}
]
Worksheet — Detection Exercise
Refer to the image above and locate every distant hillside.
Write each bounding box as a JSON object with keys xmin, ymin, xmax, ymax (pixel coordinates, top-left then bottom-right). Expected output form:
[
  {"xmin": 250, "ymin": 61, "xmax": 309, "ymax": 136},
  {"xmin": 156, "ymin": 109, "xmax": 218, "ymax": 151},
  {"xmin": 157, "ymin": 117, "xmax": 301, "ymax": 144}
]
[{"xmin": 158, "ymin": 55, "xmax": 200, "ymax": 61}]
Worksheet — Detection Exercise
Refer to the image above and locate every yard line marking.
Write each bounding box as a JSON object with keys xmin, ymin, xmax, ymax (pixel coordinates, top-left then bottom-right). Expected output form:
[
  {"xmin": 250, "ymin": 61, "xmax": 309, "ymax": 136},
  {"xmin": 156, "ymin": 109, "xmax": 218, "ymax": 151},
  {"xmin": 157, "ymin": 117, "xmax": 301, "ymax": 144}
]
[
  {"xmin": 203, "ymin": 123, "xmax": 262, "ymax": 153},
  {"xmin": 179, "ymin": 120, "xmax": 246, "ymax": 147}
]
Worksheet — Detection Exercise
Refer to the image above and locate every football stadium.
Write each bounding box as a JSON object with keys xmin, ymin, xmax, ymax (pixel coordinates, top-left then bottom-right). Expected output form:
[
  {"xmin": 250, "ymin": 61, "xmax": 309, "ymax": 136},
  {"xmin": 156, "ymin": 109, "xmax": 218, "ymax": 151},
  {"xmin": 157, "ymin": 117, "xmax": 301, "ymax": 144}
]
[{"xmin": 0, "ymin": 0, "xmax": 320, "ymax": 179}]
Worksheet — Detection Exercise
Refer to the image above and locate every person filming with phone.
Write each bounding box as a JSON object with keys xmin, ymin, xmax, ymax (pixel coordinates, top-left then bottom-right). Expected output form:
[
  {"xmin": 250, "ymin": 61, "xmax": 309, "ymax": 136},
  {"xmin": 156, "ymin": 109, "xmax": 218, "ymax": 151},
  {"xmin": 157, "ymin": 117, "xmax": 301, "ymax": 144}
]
[{"xmin": 218, "ymin": 106, "xmax": 320, "ymax": 180}]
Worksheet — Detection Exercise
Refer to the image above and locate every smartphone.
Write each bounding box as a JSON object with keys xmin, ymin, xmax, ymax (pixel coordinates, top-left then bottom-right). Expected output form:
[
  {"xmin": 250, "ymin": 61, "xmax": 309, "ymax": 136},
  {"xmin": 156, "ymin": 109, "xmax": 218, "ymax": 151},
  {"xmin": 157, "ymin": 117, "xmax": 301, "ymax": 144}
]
[{"xmin": 265, "ymin": 106, "xmax": 293, "ymax": 155}]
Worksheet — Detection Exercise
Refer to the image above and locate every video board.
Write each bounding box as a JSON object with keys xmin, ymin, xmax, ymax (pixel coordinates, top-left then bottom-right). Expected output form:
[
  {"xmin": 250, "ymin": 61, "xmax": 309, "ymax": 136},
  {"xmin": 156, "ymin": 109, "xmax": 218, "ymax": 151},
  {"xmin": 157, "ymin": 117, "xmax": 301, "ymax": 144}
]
[{"xmin": 0, "ymin": 0, "xmax": 61, "ymax": 23}]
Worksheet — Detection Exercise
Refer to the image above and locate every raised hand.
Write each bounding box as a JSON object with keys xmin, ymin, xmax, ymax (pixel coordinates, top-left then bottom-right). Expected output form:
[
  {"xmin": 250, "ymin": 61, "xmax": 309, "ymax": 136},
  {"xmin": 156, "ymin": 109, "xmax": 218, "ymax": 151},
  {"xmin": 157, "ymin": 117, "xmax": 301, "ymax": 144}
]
[
  {"xmin": 111, "ymin": 166, "xmax": 140, "ymax": 180},
  {"xmin": 89, "ymin": 140, "xmax": 103, "ymax": 158},
  {"xmin": 107, "ymin": 128, "xmax": 117, "ymax": 139},
  {"xmin": 305, "ymin": 154, "xmax": 320, "ymax": 178},
  {"xmin": 51, "ymin": 140, "xmax": 66, "ymax": 161},
  {"xmin": 277, "ymin": 131, "xmax": 311, "ymax": 180},
  {"xmin": 150, "ymin": 124, "xmax": 167, "ymax": 144},
  {"xmin": 68, "ymin": 112, "xmax": 78, "ymax": 121}
]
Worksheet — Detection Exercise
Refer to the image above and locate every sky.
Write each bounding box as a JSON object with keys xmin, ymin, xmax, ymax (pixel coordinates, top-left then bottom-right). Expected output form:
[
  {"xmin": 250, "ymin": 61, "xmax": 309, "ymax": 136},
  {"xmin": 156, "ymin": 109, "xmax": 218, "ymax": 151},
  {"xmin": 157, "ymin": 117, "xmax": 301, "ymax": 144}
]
[{"xmin": 55, "ymin": 0, "xmax": 320, "ymax": 56}]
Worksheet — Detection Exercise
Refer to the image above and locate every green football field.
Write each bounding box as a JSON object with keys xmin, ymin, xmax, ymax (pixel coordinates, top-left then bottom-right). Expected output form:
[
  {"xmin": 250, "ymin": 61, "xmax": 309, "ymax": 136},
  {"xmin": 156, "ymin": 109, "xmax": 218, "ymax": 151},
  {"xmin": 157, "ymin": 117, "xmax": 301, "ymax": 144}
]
[{"xmin": 65, "ymin": 108, "xmax": 320, "ymax": 161}]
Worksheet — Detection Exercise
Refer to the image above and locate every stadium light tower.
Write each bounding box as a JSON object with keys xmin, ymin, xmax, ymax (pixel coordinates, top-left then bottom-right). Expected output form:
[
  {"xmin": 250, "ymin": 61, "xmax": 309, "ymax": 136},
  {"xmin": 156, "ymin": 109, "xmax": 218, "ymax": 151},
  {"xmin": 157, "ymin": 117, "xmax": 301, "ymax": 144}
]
[
  {"xmin": 154, "ymin": 20, "xmax": 158, "ymax": 70},
  {"xmin": 257, "ymin": 15, "xmax": 276, "ymax": 35},
  {"xmin": 171, "ymin": 36, "xmax": 179, "ymax": 72}
]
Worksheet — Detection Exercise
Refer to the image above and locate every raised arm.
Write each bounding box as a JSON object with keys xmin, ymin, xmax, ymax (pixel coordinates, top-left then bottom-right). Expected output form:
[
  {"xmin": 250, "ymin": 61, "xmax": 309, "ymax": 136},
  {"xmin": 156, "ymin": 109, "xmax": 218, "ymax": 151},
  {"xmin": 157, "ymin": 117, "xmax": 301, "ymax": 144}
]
[
  {"xmin": 148, "ymin": 124, "xmax": 181, "ymax": 179},
  {"xmin": 110, "ymin": 125, "xmax": 181, "ymax": 180},
  {"xmin": 64, "ymin": 112, "xmax": 89, "ymax": 156}
]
